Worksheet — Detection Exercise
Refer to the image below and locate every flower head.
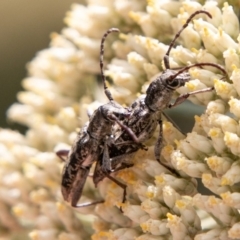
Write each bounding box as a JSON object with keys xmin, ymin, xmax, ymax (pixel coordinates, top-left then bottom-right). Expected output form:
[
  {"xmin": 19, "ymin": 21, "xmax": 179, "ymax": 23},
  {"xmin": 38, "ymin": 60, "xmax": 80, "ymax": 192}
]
[{"xmin": 2, "ymin": 0, "xmax": 240, "ymax": 239}]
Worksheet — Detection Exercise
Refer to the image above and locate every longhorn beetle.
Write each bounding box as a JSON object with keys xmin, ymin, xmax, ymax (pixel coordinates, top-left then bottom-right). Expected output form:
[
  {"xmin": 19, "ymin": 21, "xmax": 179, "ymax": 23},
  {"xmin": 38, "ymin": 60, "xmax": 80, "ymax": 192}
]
[
  {"xmin": 92, "ymin": 10, "xmax": 229, "ymax": 207},
  {"xmin": 56, "ymin": 29, "xmax": 143, "ymax": 208}
]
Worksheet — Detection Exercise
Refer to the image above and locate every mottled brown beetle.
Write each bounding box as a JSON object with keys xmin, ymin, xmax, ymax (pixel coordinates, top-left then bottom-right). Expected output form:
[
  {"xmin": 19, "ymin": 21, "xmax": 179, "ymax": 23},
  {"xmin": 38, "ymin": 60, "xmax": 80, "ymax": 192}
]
[
  {"xmin": 57, "ymin": 29, "xmax": 142, "ymax": 208},
  {"xmin": 92, "ymin": 10, "xmax": 229, "ymax": 207}
]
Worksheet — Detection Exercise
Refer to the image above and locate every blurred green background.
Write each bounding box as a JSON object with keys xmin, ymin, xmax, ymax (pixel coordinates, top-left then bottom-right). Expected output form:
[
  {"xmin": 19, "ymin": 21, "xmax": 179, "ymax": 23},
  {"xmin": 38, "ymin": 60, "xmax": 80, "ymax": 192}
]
[{"xmin": 0, "ymin": 0, "xmax": 79, "ymax": 132}]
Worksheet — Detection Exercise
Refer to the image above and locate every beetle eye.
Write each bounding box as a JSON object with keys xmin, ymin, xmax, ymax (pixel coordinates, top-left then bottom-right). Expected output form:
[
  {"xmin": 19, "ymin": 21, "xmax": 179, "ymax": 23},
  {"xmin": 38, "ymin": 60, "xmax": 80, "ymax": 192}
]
[{"xmin": 168, "ymin": 78, "xmax": 180, "ymax": 88}]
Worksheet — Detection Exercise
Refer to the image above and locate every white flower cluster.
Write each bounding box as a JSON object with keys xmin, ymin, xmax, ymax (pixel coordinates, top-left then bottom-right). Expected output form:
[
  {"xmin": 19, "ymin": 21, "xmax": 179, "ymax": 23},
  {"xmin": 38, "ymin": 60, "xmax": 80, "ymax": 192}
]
[{"xmin": 1, "ymin": 0, "xmax": 240, "ymax": 239}]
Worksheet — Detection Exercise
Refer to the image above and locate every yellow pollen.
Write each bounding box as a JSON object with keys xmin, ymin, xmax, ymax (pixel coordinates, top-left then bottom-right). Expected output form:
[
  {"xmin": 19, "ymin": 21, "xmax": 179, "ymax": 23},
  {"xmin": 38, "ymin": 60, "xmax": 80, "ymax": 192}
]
[
  {"xmin": 12, "ymin": 206, "xmax": 23, "ymax": 217},
  {"xmin": 164, "ymin": 121, "xmax": 172, "ymax": 129},
  {"xmin": 218, "ymin": 28, "xmax": 223, "ymax": 37},
  {"xmin": 46, "ymin": 178, "xmax": 57, "ymax": 188},
  {"xmin": 146, "ymin": 38, "xmax": 153, "ymax": 49},
  {"xmin": 56, "ymin": 202, "xmax": 65, "ymax": 212},
  {"xmin": 228, "ymin": 97, "xmax": 238, "ymax": 108},
  {"xmin": 209, "ymin": 196, "xmax": 218, "ymax": 206},
  {"xmin": 202, "ymin": 173, "xmax": 212, "ymax": 183},
  {"xmin": 189, "ymin": 68, "xmax": 199, "ymax": 78},
  {"xmin": 191, "ymin": 48, "xmax": 198, "ymax": 54},
  {"xmin": 129, "ymin": 11, "xmax": 140, "ymax": 22},
  {"xmin": 221, "ymin": 177, "xmax": 232, "ymax": 186},
  {"xmin": 223, "ymin": 2, "xmax": 229, "ymax": 8},
  {"xmin": 231, "ymin": 64, "xmax": 238, "ymax": 71},
  {"xmin": 116, "ymin": 202, "xmax": 127, "ymax": 210},
  {"xmin": 92, "ymin": 231, "xmax": 112, "ymax": 240},
  {"xmin": 46, "ymin": 115, "xmax": 56, "ymax": 124},
  {"xmin": 224, "ymin": 132, "xmax": 237, "ymax": 146},
  {"xmin": 28, "ymin": 231, "xmax": 38, "ymax": 240},
  {"xmin": 118, "ymin": 170, "xmax": 136, "ymax": 185},
  {"xmin": 146, "ymin": 189, "xmax": 155, "ymax": 199},
  {"xmin": 155, "ymin": 175, "xmax": 164, "ymax": 184},
  {"xmin": 203, "ymin": 27, "xmax": 209, "ymax": 36},
  {"xmin": 176, "ymin": 200, "xmax": 186, "ymax": 209},
  {"xmin": 167, "ymin": 212, "xmax": 175, "ymax": 221},
  {"xmin": 208, "ymin": 128, "xmax": 220, "ymax": 138},
  {"xmin": 186, "ymin": 82, "xmax": 196, "ymax": 91},
  {"xmin": 220, "ymin": 192, "xmax": 231, "ymax": 202},
  {"xmin": 140, "ymin": 222, "xmax": 149, "ymax": 232},
  {"xmin": 214, "ymin": 79, "xmax": 229, "ymax": 93},
  {"xmin": 206, "ymin": 157, "xmax": 218, "ymax": 170},
  {"xmin": 181, "ymin": 18, "xmax": 187, "ymax": 25},
  {"xmin": 194, "ymin": 115, "xmax": 201, "ymax": 123},
  {"xmin": 119, "ymin": 33, "xmax": 127, "ymax": 40},
  {"xmin": 174, "ymin": 139, "xmax": 180, "ymax": 148},
  {"xmin": 147, "ymin": 0, "xmax": 155, "ymax": 7},
  {"xmin": 104, "ymin": 198, "xmax": 113, "ymax": 207},
  {"xmin": 162, "ymin": 145, "xmax": 174, "ymax": 156}
]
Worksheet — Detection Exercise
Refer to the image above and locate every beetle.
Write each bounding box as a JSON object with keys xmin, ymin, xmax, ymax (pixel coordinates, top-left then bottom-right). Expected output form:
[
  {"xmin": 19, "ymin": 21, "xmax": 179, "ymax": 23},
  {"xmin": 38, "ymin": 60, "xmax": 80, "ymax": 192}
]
[
  {"xmin": 92, "ymin": 11, "xmax": 229, "ymax": 207},
  {"xmin": 57, "ymin": 28, "xmax": 142, "ymax": 207}
]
